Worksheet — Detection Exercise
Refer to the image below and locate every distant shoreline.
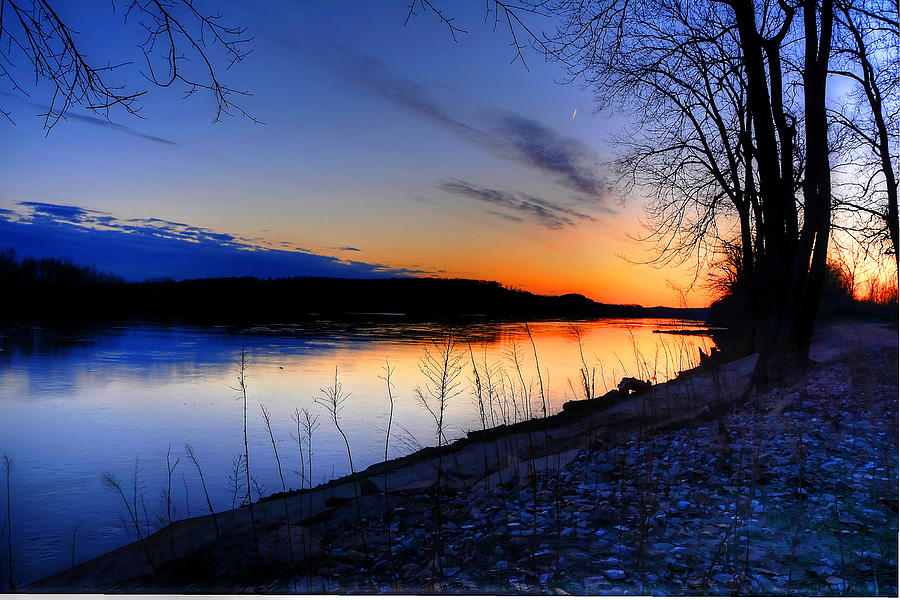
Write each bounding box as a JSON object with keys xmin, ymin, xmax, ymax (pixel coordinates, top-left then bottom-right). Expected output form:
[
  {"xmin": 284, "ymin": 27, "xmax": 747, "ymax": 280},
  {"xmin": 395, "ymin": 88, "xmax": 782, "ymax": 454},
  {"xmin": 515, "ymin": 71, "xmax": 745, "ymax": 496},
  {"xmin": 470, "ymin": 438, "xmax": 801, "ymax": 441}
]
[{"xmin": 3, "ymin": 275, "xmax": 709, "ymax": 325}]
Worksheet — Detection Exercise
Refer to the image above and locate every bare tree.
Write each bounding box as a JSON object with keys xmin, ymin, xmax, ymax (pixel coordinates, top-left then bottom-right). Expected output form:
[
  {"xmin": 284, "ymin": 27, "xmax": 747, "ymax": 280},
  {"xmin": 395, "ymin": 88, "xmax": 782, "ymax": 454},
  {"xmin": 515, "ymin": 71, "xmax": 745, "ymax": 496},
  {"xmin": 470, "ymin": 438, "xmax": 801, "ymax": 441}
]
[
  {"xmin": 0, "ymin": 0, "xmax": 256, "ymax": 131},
  {"xmin": 830, "ymin": 0, "xmax": 899, "ymax": 267}
]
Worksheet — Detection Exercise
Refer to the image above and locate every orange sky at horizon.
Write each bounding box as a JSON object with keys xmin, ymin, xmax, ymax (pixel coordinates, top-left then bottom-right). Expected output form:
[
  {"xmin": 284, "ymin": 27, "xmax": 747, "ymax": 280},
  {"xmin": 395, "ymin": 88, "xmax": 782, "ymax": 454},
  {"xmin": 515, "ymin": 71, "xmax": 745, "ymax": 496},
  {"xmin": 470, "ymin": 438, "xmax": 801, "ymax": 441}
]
[{"xmin": 253, "ymin": 201, "xmax": 715, "ymax": 308}]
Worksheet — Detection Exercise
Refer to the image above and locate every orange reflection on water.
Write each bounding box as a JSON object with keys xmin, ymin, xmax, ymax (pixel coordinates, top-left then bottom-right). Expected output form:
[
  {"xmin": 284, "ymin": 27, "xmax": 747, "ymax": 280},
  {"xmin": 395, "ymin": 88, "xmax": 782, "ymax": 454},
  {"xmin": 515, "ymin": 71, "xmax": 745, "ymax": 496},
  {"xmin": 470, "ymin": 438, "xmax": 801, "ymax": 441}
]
[{"xmin": 242, "ymin": 319, "xmax": 713, "ymax": 463}]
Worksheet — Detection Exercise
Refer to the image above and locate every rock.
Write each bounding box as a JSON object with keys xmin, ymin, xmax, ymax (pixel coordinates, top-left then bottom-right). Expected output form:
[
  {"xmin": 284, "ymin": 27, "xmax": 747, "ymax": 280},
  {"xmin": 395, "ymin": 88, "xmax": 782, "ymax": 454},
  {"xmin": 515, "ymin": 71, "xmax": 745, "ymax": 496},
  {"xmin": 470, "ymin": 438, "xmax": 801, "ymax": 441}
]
[
  {"xmin": 443, "ymin": 566, "xmax": 460, "ymax": 577},
  {"xmin": 345, "ymin": 549, "xmax": 366, "ymax": 562},
  {"xmin": 401, "ymin": 563, "xmax": 418, "ymax": 579},
  {"xmin": 604, "ymin": 569, "xmax": 626, "ymax": 581},
  {"xmin": 618, "ymin": 377, "xmax": 651, "ymax": 395},
  {"xmin": 583, "ymin": 576, "xmax": 609, "ymax": 592}
]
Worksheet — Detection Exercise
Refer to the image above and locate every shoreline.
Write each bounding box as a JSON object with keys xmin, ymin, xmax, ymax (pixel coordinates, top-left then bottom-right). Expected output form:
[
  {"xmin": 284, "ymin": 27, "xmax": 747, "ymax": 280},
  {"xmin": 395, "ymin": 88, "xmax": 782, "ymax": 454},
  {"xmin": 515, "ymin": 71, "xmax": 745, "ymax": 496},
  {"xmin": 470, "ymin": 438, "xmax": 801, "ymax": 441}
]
[{"xmin": 25, "ymin": 321, "xmax": 898, "ymax": 594}]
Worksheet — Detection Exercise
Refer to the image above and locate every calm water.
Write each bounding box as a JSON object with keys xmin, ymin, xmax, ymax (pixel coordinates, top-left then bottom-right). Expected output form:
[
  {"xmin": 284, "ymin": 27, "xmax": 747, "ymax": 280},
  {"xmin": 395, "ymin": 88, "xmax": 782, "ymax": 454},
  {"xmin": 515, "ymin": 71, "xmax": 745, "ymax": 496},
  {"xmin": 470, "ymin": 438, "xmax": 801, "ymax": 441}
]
[{"xmin": 0, "ymin": 318, "xmax": 711, "ymax": 585}]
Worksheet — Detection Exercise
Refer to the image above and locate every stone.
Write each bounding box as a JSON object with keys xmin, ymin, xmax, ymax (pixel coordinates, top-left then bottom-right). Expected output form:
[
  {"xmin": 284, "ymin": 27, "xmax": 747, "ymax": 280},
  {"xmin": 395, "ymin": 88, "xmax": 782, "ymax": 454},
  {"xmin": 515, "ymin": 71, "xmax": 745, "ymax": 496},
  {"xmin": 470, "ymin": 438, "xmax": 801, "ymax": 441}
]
[
  {"xmin": 583, "ymin": 576, "xmax": 609, "ymax": 592},
  {"xmin": 604, "ymin": 569, "xmax": 626, "ymax": 581}
]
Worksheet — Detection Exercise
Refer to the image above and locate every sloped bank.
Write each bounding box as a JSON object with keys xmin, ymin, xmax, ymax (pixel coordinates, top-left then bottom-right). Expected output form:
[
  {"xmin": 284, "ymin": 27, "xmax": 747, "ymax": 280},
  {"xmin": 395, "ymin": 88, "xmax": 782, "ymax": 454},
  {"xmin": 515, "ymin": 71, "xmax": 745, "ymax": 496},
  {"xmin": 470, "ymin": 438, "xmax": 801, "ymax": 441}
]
[{"xmin": 27, "ymin": 322, "xmax": 898, "ymax": 594}]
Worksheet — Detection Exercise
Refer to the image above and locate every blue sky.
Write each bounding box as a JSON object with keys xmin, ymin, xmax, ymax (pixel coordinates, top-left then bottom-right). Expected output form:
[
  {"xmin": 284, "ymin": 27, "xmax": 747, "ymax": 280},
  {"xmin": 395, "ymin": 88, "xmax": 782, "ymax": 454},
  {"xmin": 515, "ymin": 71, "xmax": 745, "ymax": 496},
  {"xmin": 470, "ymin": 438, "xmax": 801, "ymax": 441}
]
[{"xmin": 0, "ymin": 1, "xmax": 703, "ymax": 305}]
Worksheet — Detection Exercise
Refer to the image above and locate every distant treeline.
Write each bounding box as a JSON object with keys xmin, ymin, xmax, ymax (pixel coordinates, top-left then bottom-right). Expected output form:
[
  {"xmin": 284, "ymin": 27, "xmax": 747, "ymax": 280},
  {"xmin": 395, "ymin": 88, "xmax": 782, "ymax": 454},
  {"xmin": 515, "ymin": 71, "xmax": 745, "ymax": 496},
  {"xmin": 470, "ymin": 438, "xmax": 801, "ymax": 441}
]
[{"xmin": 1, "ymin": 249, "xmax": 707, "ymax": 323}]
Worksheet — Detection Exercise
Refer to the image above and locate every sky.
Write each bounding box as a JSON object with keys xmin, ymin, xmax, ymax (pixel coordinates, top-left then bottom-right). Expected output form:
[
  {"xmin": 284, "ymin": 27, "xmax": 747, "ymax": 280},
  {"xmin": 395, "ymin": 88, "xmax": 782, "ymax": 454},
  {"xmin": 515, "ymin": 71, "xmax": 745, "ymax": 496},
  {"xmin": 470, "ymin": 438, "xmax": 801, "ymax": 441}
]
[{"xmin": 0, "ymin": 0, "xmax": 710, "ymax": 307}]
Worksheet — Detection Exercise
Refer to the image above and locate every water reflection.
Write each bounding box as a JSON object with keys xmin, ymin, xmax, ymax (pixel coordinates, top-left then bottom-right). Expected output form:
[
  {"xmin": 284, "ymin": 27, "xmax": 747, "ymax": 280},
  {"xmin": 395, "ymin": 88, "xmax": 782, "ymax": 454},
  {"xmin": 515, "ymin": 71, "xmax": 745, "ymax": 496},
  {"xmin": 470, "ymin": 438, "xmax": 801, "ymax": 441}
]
[{"xmin": 0, "ymin": 318, "xmax": 711, "ymax": 586}]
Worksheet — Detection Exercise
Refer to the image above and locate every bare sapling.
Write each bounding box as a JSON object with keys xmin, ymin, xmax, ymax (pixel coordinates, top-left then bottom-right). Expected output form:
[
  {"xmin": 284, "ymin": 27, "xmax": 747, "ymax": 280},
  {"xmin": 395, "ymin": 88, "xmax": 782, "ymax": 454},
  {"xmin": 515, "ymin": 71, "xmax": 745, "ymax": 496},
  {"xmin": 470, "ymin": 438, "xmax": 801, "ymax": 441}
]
[
  {"xmin": 3, "ymin": 454, "xmax": 11, "ymax": 591},
  {"xmin": 290, "ymin": 407, "xmax": 308, "ymax": 560},
  {"xmin": 378, "ymin": 359, "xmax": 396, "ymax": 503},
  {"xmin": 163, "ymin": 444, "xmax": 181, "ymax": 561},
  {"xmin": 510, "ymin": 335, "xmax": 539, "ymax": 507},
  {"xmin": 501, "ymin": 370, "xmax": 521, "ymax": 423},
  {"xmin": 480, "ymin": 350, "xmax": 499, "ymax": 428},
  {"xmin": 467, "ymin": 342, "xmax": 492, "ymax": 493},
  {"xmin": 526, "ymin": 323, "xmax": 553, "ymax": 476},
  {"xmin": 300, "ymin": 407, "xmax": 318, "ymax": 580},
  {"xmin": 185, "ymin": 443, "xmax": 219, "ymax": 536},
  {"xmin": 290, "ymin": 408, "xmax": 306, "ymax": 494},
  {"xmin": 102, "ymin": 463, "xmax": 156, "ymax": 570},
  {"xmin": 228, "ymin": 454, "xmax": 245, "ymax": 512},
  {"xmin": 71, "ymin": 522, "xmax": 81, "ymax": 569},
  {"xmin": 261, "ymin": 403, "xmax": 295, "ymax": 563},
  {"xmin": 507, "ymin": 339, "xmax": 533, "ymax": 419},
  {"xmin": 415, "ymin": 332, "xmax": 465, "ymax": 590},
  {"xmin": 416, "ymin": 333, "xmax": 465, "ymax": 447},
  {"xmin": 525, "ymin": 324, "xmax": 548, "ymax": 419},
  {"xmin": 315, "ymin": 366, "xmax": 370, "ymax": 579},
  {"xmin": 570, "ymin": 323, "xmax": 594, "ymax": 399},
  {"xmin": 378, "ymin": 358, "xmax": 398, "ymax": 590},
  {"xmin": 468, "ymin": 343, "xmax": 487, "ymax": 429},
  {"xmin": 232, "ymin": 349, "xmax": 259, "ymax": 556},
  {"xmin": 182, "ymin": 475, "xmax": 195, "ymax": 552}
]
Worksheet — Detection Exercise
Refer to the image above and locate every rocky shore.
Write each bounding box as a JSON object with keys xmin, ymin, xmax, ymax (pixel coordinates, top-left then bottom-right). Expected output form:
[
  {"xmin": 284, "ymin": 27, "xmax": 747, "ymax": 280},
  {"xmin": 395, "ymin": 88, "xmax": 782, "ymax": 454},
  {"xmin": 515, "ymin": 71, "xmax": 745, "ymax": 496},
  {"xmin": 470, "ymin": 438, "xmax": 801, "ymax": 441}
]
[{"xmin": 28, "ymin": 322, "xmax": 898, "ymax": 595}]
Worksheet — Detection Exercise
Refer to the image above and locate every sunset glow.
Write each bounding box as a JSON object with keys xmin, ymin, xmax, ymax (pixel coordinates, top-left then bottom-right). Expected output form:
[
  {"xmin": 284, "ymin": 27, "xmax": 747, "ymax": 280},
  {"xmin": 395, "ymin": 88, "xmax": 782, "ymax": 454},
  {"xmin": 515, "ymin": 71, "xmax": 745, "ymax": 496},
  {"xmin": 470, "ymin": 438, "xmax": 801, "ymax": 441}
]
[{"xmin": 0, "ymin": 1, "xmax": 710, "ymax": 307}]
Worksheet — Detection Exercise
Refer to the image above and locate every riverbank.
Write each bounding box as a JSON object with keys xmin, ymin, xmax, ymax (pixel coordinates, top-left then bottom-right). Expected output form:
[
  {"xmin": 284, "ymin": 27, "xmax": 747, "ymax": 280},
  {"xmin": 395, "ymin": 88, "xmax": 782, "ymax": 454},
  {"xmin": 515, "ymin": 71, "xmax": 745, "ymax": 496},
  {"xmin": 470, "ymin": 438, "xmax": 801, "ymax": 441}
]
[{"xmin": 27, "ymin": 321, "xmax": 898, "ymax": 594}]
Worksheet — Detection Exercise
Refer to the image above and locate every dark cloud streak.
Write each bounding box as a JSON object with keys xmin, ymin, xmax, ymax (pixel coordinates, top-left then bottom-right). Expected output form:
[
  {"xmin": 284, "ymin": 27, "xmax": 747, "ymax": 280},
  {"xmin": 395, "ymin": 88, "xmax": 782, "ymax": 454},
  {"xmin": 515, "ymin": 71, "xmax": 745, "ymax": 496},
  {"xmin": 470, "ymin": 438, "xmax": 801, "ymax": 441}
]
[
  {"xmin": 0, "ymin": 91, "xmax": 177, "ymax": 145},
  {"xmin": 317, "ymin": 47, "xmax": 610, "ymax": 204},
  {"xmin": 439, "ymin": 178, "xmax": 598, "ymax": 230}
]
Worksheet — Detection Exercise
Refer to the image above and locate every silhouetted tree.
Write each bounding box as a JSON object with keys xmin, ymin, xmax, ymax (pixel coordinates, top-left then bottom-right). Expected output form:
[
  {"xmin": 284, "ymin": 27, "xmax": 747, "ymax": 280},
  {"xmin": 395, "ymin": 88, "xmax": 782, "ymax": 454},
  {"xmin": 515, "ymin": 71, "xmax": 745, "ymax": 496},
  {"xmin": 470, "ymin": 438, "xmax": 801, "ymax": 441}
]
[{"xmin": 830, "ymin": 0, "xmax": 899, "ymax": 267}]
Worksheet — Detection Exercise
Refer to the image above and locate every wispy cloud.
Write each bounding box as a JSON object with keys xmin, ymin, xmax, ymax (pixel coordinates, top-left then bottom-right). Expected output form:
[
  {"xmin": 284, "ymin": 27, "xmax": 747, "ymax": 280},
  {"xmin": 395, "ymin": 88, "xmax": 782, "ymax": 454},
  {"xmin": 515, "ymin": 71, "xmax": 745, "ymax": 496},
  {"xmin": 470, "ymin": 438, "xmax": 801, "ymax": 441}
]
[
  {"xmin": 59, "ymin": 112, "xmax": 178, "ymax": 145},
  {"xmin": 337, "ymin": 246, "xmax": 362, "ymax": 252},
  {"xmin": 317, "ymin": 47, "xmax": 610, "ymax": 204},
  {"xmin": 0, "ymin": 92, "xmax": 177, "ymax": 145},
  {"xmin": 439, "ymin": 178, "xmax": 599, "ymax": 230},
  {"xmin": 2, "ymin": 202, "xmax": 413, "ymax": 281}
]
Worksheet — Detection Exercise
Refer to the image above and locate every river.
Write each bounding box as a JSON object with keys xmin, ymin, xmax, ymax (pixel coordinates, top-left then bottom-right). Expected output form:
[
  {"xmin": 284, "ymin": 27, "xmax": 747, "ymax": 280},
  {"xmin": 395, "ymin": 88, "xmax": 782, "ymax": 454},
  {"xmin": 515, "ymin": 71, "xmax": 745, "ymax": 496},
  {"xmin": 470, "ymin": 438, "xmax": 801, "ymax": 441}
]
[{"xmin": 0, "ymin": 318, "xmax": 711, "ymax": 586}]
